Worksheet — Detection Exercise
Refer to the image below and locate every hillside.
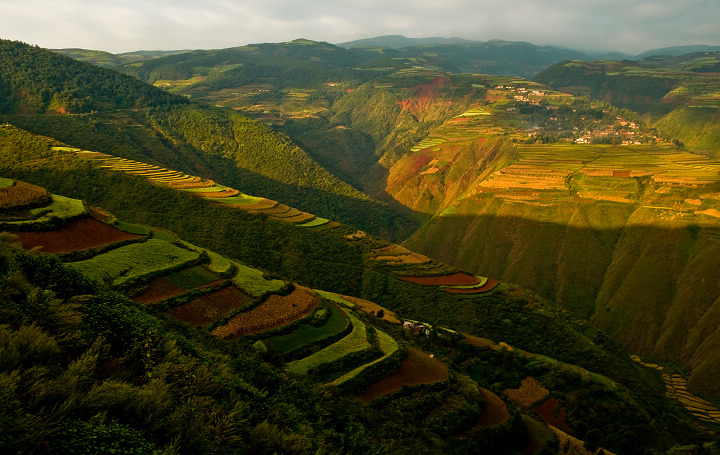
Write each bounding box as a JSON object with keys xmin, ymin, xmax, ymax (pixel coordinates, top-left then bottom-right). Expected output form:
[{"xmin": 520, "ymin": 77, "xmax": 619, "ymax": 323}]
[
  {"xmin": 50, "ymin": 48, "xmax": 189, "ymax": 67},
  {"xmin": 34, "ymin": 36, "xmax": 720, "ymax": 403},
  {"xmin": 0, "ymin": 158, "xmax": 715, "ymax": 453},
  {"xmin": 534, "ymin": 54, "xmax": 720, "ymax": 156},
  {"xmin": 0, "ymin": 39, "xmax": 414, "ymax": 239},
  {"xmin": 247, "ymin": 66, "xmax": 720, "ymax": 401}
]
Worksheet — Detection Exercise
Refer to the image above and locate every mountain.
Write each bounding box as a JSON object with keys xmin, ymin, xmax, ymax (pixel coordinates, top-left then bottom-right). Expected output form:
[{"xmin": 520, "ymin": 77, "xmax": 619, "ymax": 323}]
[
  {"xmin": 337, "ymin": 35, "xmax": 478, "ymax": 48},
  {"xmin": 4, "ymin": 36, "xmax": 720, "ymax": 451},
  {"xmin": 86, "ymin": 37, "xmax": 720, "ymax": 401},
  {"xmin": 0, "ymin": 38, "xmax": 415, "ymax": 240},
  {"xmin": 0, "ymin": 123, "xmax": 715, "ymax": 454},
  {"xmin": 636, "ymin": 45, "xmax": 720, "ymax": 59},
  {"xmin": 50, "ymin": 48, "xmax": 189, "ymax": 67}
]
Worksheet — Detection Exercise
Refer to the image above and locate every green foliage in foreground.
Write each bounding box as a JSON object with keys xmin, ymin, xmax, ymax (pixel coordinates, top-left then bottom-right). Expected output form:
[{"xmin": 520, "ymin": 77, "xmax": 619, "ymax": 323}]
[{"xmin": 68, "ymin": 238, "xmax": 201, "ymax": 287}]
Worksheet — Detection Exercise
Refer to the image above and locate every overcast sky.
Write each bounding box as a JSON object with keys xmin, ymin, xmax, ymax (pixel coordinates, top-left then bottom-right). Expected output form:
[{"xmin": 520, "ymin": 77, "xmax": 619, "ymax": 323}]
[{"xmin": 1, "ymin": 0, "xmax": 718, "ymax": 54}]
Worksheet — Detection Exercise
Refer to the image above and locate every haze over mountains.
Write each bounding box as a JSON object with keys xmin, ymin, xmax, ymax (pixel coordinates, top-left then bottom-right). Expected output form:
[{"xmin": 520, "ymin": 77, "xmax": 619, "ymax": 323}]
[{"xmin": 2, "ymin": 34, "xmax": 720, "ymax": 453}]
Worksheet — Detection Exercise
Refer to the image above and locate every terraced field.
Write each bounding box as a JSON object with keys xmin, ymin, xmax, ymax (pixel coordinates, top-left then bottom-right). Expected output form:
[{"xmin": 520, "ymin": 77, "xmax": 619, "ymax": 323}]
[
  {"xmin": 286, "ymin": 310, "xmax": 371, "ymax": 376},
  {"xmin": 67, "ymin": 238, "xmax": 202, "ymax": 287},
  {"xmin": 264, "ymin": 303, "xmax": 350, "ymax": 356},
  {"xmin": 14, "ymin": 217, "xmax": 144, "ymax": 253},
  {"xmin": 171, "ymin": 285, "xmax": 253, "ymax": 326},
  {"xmin": 212, "ymin": 285, "xmax": 320, "ymax": 339},
  {"xmin": 358, "ymin": 346, "xmax": 449, "ymax": 401},
  {"xmin": 330, "ymin": 329, "xmax": 400, "ymax": 387}
]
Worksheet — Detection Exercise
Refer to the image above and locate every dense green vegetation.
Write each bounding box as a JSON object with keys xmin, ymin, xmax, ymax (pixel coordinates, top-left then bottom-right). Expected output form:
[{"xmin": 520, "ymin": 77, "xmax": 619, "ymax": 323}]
[
  {"xmin": 0, "ymin": 39, "xmax": 417, "ymax": 239},
  {"xmin": 0, "ymin": 39, "xmax": 185, "ymax": 114}
]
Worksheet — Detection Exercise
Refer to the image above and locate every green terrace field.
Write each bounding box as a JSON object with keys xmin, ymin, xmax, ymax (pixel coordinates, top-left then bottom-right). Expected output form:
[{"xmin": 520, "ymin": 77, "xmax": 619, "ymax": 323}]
[
  {"xmin": 67, "ymin": 238, "xmax": 202, "ymax": 287},
  {"xmin": 286, "ymin": 310, "xmax": 371, "ymax": 376},
  {"xmin": 263, "ymin": 302, "xmax": 350, "ymax": 356}
]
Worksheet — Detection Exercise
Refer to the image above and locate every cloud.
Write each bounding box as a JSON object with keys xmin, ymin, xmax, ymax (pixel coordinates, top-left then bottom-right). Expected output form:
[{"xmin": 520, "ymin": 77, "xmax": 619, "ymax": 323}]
[{"xmin": 0, "ymin": 0, "xmax": 717, "ymax": 54}]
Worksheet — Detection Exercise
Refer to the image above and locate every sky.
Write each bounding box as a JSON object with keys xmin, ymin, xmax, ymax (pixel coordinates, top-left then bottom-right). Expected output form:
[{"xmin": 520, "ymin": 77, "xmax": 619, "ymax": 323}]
[{"xmin": 1, "ymin": 0, "xmax": 718, "ymax": 54}]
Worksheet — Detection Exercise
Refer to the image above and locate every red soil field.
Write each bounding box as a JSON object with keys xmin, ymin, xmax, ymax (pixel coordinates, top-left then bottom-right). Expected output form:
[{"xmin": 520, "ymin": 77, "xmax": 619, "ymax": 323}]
[
  {"xmin": 465, "ymin": 334, "xmax": 496, "ymax": 348},
  {"xmin": 400, "ymin": 273, "xmax": 480, "ymax": 286},
  {"xmin": 533, "ymin": 397, "xmax": 572, "ymax": 433},
  {"xmin": 358, "ymin": 346, "xmax": 449, "ymax": 402},
  {"xmin": 441, "ymin": 278, "xmax": 500, "ymax": 294},
  {"xmin": 134, "ymin": 278, "xmax": 186, "ymax": 305},
  {"xmin": 476, "ymin": 388, "xmax": 511, "ymax": 427},
  {"xmin": 171, "ymin": 284, "xmax": 252, "ymax": 326},
  {"xmin": 14, "ymin": 217, "xmax": 143, "ymax": 254}
]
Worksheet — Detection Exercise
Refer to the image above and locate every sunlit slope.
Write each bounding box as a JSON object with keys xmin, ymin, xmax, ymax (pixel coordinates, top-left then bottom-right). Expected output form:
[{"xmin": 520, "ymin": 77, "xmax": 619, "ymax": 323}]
[
  {"xmin": 535, "ymin": 54, "xmax": 720, "ymax": 157},
  {"xmin": 2, "ymin": 177, "xmax": 713, "ymax": 452},
  {"xmin": 402, "ymin": 141, "xmax": 720, "ymax": 397},
  {"xmin": 0, "ymin": 39, "xmax": 414, "ymax": 238}
]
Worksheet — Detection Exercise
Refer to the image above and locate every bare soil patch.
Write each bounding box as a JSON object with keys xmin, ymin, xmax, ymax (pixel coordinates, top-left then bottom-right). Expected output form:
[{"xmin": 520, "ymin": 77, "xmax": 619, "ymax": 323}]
[
  {"xmin": 358, "ymin": 346, "xmax": 448, "ymax": 402},
  {"xmin": 533, "ymin": 397, "xmax": 572, "ymax": 432},
  {"xmin": 15, "ymin": 217, "xmax": 143, "ymax": 253},
  {"xmin": 133, "ymin": 278, "xmax": 186, "ymax": 305},
  {"xmin": 171, "ymin": 284, "xmax": 250, "ymax": 326}
]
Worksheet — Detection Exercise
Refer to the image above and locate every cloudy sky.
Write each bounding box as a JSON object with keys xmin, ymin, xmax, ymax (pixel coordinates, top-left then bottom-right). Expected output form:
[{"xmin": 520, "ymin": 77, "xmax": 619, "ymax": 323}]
[{"xmin": 1, "ymin": 0, "xmax": 717, "ymax": 54}]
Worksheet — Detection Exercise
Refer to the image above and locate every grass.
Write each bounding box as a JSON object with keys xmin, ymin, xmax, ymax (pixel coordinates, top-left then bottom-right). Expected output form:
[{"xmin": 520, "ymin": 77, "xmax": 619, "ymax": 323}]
[
  {"xmin": 330, "ymin": 329, "xmax": 399, "ymax": 386},
  {"xmin": 176, "ymin": 240, "xmax": 234, "ymax": 275},
  {"xmin": 0, "ymin": 178, "xmax": 14, "ymax": 188},
  {"xmin": 21, "ymin": 194, "xmax": 87, "ymax": 224},
  {"xmin": 113, "ymin": 220, "xmax": 151, "ymax": 235},
  {"xmin": 231, "ymin": 262, "xmax": 287, "ymax": 297},
  {"xmin": 264, "ymin": 303, "xmax": 349, "ymax": 355},
  {"xmin": 68, "ymin": 238, "xmax": 201, "ymax": 286},
  {"xmin": 286, "ymin": 311, "xmax": 370, "ymax": 376},
  {"xmin": 296, "ymin": 217, "xmax": 329, "ymax": 228}
]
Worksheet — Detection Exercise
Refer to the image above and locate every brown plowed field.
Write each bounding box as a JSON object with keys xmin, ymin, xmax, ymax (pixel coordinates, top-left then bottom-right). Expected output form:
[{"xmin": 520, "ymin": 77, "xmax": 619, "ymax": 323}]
[
  {"xmin": 134, "ymin": 278, "xmax": 186, "ymax": 305},
  {"xmin": 400, "ymin": 273, "xmax": 480, "ymax": 286},
  {"xmin": 211, "ymin": 285, "xmax": 319, "ymax": 339},
  {"xmin": 358, "ymin": 346, "xmax": 449, "ymax": 402},
  {"xmin": 15, "ymin": 217, "xmax": 144, "ymax": 253},
  {"xmin": 171, "ymin": 284, "xmax": 251, "ymax": 326},
  {"xmin": 442, "ymin": 278, "xmax": 499, "ymax": 294},
  {"xmin": 533, "ymin": 397, "xmax": 572, "ymax": 432}
]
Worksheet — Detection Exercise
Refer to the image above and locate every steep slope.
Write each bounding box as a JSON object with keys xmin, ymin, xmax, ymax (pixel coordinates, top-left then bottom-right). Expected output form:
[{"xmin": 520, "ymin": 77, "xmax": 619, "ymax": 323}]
[
  {"xmin": 0, "ymin": 39, "xmax": 415, "ymax": 239},
  {"xmin": 0, "ymin": 162, "xmax": 714, "ymax": 453}
]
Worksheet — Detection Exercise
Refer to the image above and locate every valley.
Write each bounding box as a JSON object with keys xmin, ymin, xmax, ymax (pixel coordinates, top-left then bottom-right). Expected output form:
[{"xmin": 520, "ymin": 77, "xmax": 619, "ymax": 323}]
[{"xmin": 2, "ymin": 36, "xmax": 720, "ymax": 453}]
